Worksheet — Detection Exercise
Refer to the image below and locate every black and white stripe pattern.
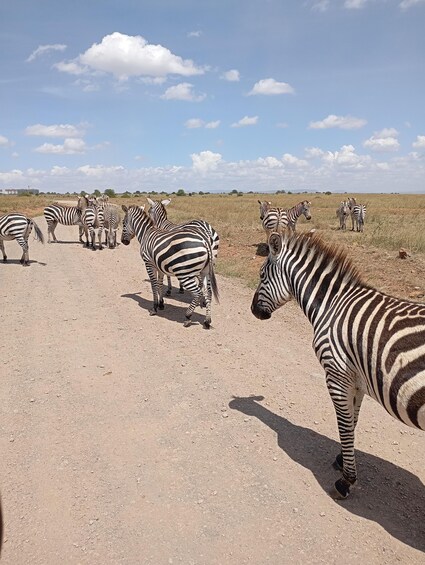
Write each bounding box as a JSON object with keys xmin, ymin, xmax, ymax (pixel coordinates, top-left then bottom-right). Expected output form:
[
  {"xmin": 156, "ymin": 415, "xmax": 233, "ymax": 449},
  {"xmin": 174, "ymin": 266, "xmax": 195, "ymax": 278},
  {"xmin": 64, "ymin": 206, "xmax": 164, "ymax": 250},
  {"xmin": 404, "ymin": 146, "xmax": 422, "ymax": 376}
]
[
  {"xmin": 121, "ymin": 205, "xmax": 219, "ymax": 329},
  {"xmin": 348, "ymin": 197, "xmax": 366, "ymax": 232},
  {"xmin": 44, "ymin": 200, "xmax": 85, "ymax": 243},
  {"xmin": 0, "ymin": 213, "xmax": 44, "ymax": 266},
  {"xmin": 336, "ymin": 201, "xmax": 349, "ymax": 230},
  {"xmin": 103, "ymin": 204, "xmax": 120, "ymax": 249},
  {"xmin": 259, "ymin": 200, "xmax": 311, "ymax": 240},
  {"xmin": 147, "ymin": 198, "xmax": 220, "ymax": 296},
  {"xmin": 81, "ymin": 196, "xmax": 105, "ymax": 250},
  {"xmin": 251, "ymin": 231, "xmax": 425, "ymax": 498}
]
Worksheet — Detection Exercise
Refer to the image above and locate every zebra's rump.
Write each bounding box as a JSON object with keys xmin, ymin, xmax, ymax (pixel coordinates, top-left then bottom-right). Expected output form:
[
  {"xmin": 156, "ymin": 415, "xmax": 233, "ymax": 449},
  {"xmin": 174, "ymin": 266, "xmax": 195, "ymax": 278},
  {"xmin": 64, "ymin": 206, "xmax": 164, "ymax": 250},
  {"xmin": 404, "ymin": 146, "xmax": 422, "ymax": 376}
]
[
  {"xmin": 0, "ymin": 214, "xmax": 30, "ymax": 238},
  {"xmin": 44, "ymin": 205, "xmax": 81, "ymax": 225}
]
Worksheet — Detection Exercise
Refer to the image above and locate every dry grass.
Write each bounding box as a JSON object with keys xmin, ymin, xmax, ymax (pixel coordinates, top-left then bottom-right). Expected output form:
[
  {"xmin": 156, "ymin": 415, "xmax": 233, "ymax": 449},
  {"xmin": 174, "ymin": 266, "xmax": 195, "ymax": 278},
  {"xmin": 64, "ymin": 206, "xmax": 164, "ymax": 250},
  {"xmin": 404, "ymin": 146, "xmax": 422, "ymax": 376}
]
[{"xmin": 2, "ymin": 192, "xmax": 425, "ymax": 299}]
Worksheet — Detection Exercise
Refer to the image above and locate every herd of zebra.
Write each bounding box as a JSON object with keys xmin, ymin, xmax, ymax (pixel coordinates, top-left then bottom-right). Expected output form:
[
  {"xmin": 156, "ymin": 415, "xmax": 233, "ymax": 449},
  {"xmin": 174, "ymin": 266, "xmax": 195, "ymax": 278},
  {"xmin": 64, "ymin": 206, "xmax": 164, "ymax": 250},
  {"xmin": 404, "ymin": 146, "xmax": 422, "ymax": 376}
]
[{"xmin": 1, "ymin": 193, "xmax": 424, "ymax": 502}]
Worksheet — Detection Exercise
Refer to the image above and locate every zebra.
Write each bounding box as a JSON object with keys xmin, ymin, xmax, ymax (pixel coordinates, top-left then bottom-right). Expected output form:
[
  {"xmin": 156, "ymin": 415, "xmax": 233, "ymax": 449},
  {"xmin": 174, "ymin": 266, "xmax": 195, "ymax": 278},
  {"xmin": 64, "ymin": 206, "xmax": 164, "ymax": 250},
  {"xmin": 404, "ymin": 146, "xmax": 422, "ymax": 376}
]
[
  {"xmin": 0, "ymin": 213, "xmax": 44, "ymax": 266},
  {"xmin": 147, "ymin": 197, "xmax": 220, "ymax": 296},
  {"xmin": 251, "ymin": 230, "xmax": 425, "ymax": 498},
  {"xmin": 121, "ymin": 205, "xmax": 219, "ymax": 329},
  {"xmin": 103, "ymin": 204, "xmax": 120, "ymax": 249},
  {"xmin": 44, "ymin": 198, "xmax": 86, "ymax": 243},
  {"xmin": 81, "ymin": 196, "xmax": 105, "ymax": 250},
  {"xmin": 347, "ymin": 197, "xmax": 366, "ymax": 232},
  {"xmin": 336, "ymin": 201, "xmax": 349, "ymax": 230},
  {"xmin": 259, "ymin": 200, "xmax": 311, "ymax": 240}
]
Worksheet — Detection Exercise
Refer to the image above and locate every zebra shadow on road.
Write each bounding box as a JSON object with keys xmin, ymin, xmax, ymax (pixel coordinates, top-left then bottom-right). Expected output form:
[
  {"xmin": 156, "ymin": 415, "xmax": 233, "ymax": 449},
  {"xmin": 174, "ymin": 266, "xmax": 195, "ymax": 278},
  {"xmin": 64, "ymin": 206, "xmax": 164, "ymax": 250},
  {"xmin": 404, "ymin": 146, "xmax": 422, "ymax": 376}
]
[
  {"xmin": 1, "ymin": 259, "xmax": 47, "ymax": 267},
  {"xmin": 229, "ymin": 395, "xmax": 425, "ymax": 554},
  {"xmin": 121, "ymin": 291, "xmax": 206, "ymax": 327}
]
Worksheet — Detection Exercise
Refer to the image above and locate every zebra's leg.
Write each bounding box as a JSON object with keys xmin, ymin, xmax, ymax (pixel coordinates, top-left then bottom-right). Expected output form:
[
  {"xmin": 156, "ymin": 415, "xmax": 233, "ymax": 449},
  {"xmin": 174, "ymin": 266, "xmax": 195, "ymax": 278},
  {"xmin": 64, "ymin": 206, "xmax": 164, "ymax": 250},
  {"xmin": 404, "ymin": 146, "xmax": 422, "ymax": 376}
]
[
  {"xmin": 157, "ymin": 273, "xmax": 165, "ymax": 310},
  {"xmin": 0, "ymin": 240, "xmax": 7, "ymax": 262},
  {"xmin": 48, "ymin": 220, "xmax": 58, "ymax": 243},
  {"xmin": 90, "ymin": 227, "xmax": 96, "ymax": 250},
  {"xmin": 16, "ymin": 237, "xmax": 30, "ymax": 266},
  {"xmin": 145, "ymin": 264, "xmax": 161, "ymax": 315},
  {"xmin": 201, "ymin": 274, "xmax": 213, "ymax": 329},
  {"xmin": 327, "ymin": 377, "xmax": 359, "ymax": 498},
  {"xmin": 333, "ymin": 389, "xmax": 364, "ymax": 473},
  {"xmin": 78, "ymin": 225, "xmax": 84, "ymax": 243},
  {"xmin": 165, "ymin": 276, "xmax": 172, "ymax": 296},
  {"xmin": 98, "ymin": 227, "xmax": 104, "ymax": 250},
  {"xmin": 179, "ymin": 277, "xmax": 202, "ymax": 327}
]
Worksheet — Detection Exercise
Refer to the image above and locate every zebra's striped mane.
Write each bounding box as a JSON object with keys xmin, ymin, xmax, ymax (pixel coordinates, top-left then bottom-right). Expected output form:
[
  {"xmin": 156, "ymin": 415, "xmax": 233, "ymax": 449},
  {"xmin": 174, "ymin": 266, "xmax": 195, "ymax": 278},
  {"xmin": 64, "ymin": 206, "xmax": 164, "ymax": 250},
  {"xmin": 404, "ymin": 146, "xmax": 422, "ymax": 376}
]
[{"xmin": 285, "ymin": 231, "xmax": 365, "ymax": 287}]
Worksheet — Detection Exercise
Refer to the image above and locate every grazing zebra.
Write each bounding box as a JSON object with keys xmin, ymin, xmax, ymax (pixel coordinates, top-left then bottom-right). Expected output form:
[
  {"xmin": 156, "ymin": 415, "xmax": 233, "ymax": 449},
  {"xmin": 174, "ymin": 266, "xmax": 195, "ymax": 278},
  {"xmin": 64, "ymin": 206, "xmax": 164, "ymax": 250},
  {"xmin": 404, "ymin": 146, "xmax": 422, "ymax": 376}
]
[
  {"xmin": 147, "ymin": 197, "xmax": 220, "ymax": 296},
  {"xmin": 347, "ymin": 197, "xmax": 366, "ymax": 232},
  {"xmin": 251, "ymin": 231, "xmax": 425, "ymax": 498},
  {"xmin": 336, "ymin": 201, "xmax": 349, "ymax": 230},
  {"xmin": 0, "ymin": 213, "xmax": 44, "ymax": 266},
  {"xmin": 44, "ymin": 199, "xmax": 86, "ymax": 243},
  {"xmin": 81, "ymin": 196, "xmax": 105, "ymax": 250},
  {"xmin": 121, "ymin": 205, "xmax": 219, "ymax": 329},
  {"xmin": 103, "ymin": 204, "xmax": 120, "ymax": 249},
  {"xmin": 259, "ymin": 200, "xmax": 311, "ymax": 240}
]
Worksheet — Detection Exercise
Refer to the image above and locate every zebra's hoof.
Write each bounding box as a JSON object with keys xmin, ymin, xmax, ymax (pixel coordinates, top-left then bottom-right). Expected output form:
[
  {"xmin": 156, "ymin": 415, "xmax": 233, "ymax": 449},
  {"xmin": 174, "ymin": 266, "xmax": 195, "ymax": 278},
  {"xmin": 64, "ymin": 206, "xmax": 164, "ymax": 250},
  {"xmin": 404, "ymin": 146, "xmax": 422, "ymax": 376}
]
[
  {"xmin": 183, "ymin": 319, "xmax": 192, "ymax": 328},
  {"xmin": 203, "ymin": 320, "xmax": 211, "ymax": 329},
  {"xmin": 179, "ymin": 288, "xmax": 184, "ymax": 294},
  {"xmin": 149, "ymin": 309, "xmax": 157, "ymax": 316},
  {"xmin": 22, "ymin": 263, "xmax": 30, "ymax": 267},
  {"xmin": 158, "ymin": 301, "xmax": 164, "ymax": 310},
  {"xmin": 332, "ymin": 453, "xmax": 343, "ymax": 471},
  {"xmin": 165, "ymin": 290, "xmax": 172, "ymax": 296},
  {"xmin": 331, "ymin": 478, "xmax": 353, "ymax": 499},
  {"xmin": 2, "ymin": 258, "xmax": 7, "ymax": 263}
]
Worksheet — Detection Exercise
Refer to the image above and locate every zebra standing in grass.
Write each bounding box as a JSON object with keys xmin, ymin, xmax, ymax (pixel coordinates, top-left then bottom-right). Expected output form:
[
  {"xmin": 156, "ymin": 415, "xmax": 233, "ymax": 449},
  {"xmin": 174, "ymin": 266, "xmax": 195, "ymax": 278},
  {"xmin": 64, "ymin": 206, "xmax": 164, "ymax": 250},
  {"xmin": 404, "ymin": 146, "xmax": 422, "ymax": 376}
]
[
  {"xmin": 347, "ymin": 197, "xmax": 366, "ymax": 232},
  {"xmin": 147, "ymin": 197, "xmax": 220, "ymax": 296},
  {"xmin": 81, "ymin": 196, "xmax": 105, "ymax": 250},
  {"xmin": 44, "ymin": 198, "xmax": 86, "ymax": 243},
  {"xmin": 103, "ymin": 204, "xmax": 120, "ymax": 249},
  {"xmin": 251, "ymin": 231, "xmax": 425, "ymax": 498},
  {"xmin": 336, "ymin": 201, "xmax": 349, "ymax": 230},
  {"xmin": 0, "ymin": 213, "xmax": 44, "ymax": 266},
  {"xmin": 121, "ymin": 205, "xmax": 219, "ymax": 329},
  {"xmin": 259, "ymin": 200, "xmax": 311, "ymax": 240}
]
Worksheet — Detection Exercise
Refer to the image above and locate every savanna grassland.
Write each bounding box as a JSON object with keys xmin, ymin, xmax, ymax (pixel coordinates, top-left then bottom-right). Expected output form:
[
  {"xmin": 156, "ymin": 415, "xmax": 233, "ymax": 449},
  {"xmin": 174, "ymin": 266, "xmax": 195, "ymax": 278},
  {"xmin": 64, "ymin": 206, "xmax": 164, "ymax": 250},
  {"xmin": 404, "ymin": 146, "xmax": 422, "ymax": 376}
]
[{"xmin": 2, "ymin": 192, "xmax": 425, "ymax": 299}]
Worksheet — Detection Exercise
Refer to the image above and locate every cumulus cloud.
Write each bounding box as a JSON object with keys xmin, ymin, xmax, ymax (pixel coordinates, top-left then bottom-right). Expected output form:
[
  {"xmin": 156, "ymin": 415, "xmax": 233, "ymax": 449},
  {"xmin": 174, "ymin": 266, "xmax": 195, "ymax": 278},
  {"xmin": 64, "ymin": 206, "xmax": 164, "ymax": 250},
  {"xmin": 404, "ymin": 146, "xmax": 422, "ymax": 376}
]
[
  {"xmin": 0, "ymin": 134, "xmax": 10, "ymax": 147},
  {"xmin": 221, "ymin": 69, "xmax": 240, "ymax": 82},
  {"xmin": 55, "ymin": 32, "xmax": 205, "ymax": 80},
  {"xmin": 0, "ymin": 169, "xmax": 24, "ymax": 183},
  {"xmin": 34, "ymin": 138, "xmax": 87, "ymax": 154},
  {"xmin": 322, "ymin": 144, "xmax": 372, "ymax": 169},
  {"xmin": 400, "ymin": 0, "xmax": 425, "ymax": 10},
  {"xmin": 161, "ymin": 82, "xmax": 206, "ymax": 101},
  {"xmin": 310, "ymin": 0, "xmax": 330, "ymax": 11},
  {"xmin": 363, "ymin": 128, "xmax": 400, "ymax": 152},
  {"xmin": 305, "ymin": 146, "xmax": 325, "ymax": 158},
  {"xmin": 27, "ymin": 43, "xmax": 66, "ymax": 62},
  {"xmin": 25, "ymin": 123, "xmax": 86, "ymax": 138},
  {"xmin": 77, "ymin": 164, "xmax": 125, "ymax": 177},
  {"xmin": 231, "ymin": 116, "xmax": 259, "ymax": 128},
  {"xmin": 257, "ymin": 156, "xmax": 283, "ymax": 168},
  {"xmin": 309, "ymin": 114, "xmax": 367, "ymax": 130},
  {"xmin": 282, "ymin": 153, "xmax": 308, "ymax": 167},
  {"xmin": 51, "ymin": 166, "xmax": 71, "ymax": 176},
  {"xmin": 248, "ymin": 78, "xmax": 294, "ymax": 96},
  {"xmin": 191, "ymin": 150, "xmax": 222, "ymax": 174},
  {"xmin": 185, "ymin": 118, "xmax": 220, "ymax": 129},
  {"xmin": 412, "ymin": 135, "xmax": 425, "ymax": 148}
]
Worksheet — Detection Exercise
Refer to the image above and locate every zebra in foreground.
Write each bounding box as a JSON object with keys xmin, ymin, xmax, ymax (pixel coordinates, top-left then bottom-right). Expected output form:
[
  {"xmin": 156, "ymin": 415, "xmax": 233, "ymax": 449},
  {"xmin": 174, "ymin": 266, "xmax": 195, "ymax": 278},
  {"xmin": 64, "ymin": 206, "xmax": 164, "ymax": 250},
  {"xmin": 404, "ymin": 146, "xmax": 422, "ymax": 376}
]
[
  {"xmin": 336, "ymin": 201, "xmax": 349, "ymax": 230},
  {"xmin": 0, "ymin": 213, "xmax": 44, "ymax": 266},
  {"xmin": 81, "ymin": 196, "xmax": 105, "ymax": 250},
  {"xmin": 348, "ymin": 197, "xmax": 366, "ymax": 232},
  {"xmin": 259, "ymin": 200, "xmax": 311, "ymax": 240},
  {"xmin": 44, "ymin": 199, "xmax": 86, "ymax": 243},
  {"xmin": 103, "ymin": 204, "xmax": 120, "ymax": 249},
  {"xmin": 147, "ymin": 198, "xmax": 220, "ymax": 296},
  {"xmin": 121, "ymin": 205, "xmax": 219, "ymax": 329},
  {"xmin": 251, "ymin": 230, "xmax": 425, "ymax": 498}
]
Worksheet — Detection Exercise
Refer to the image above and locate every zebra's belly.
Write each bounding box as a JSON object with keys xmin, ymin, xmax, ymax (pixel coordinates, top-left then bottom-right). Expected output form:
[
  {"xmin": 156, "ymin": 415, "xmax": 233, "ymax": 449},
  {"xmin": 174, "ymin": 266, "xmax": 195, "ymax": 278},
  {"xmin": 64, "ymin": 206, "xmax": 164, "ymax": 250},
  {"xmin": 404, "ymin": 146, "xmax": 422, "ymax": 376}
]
[{"xmin": 0, "ymin": 234, "xmax": 16, "ymax": 241}]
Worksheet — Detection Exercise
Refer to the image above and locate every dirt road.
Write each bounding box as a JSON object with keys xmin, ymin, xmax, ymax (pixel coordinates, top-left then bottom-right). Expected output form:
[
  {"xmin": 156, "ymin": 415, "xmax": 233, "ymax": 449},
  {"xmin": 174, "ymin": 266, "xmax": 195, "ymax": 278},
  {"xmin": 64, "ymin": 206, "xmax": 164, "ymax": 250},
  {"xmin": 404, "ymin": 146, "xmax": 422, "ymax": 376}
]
[{"xmin": 1, "ymin": 220, "xmax": 424, "ymax": 564}]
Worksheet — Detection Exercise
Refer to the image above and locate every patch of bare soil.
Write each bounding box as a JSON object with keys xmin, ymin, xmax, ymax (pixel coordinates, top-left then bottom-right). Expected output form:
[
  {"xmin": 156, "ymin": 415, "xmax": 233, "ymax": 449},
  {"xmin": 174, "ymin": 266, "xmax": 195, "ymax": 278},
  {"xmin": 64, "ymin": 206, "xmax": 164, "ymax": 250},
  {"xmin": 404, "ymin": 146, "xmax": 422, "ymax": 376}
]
[{"xmin": 0, "ymin": 220, "xmax": 424, "ymax": 564}]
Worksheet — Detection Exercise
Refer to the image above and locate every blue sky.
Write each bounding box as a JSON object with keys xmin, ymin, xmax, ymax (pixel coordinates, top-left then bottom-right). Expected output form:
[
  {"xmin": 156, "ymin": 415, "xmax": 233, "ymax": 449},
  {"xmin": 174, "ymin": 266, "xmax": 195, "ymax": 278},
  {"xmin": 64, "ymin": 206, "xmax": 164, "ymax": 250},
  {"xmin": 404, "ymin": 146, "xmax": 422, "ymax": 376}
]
[{"xmin": 1, "ymin": 0, "xmax": 424, "ymax": 194}]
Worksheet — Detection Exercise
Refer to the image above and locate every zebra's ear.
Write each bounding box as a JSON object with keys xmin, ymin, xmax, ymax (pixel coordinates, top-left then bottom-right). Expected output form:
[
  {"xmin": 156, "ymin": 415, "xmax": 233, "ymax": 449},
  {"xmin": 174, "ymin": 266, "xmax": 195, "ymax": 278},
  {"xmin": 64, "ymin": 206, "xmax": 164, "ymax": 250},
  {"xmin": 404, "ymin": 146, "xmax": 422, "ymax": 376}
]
[
  {"xmin": 122, "ymin": 205, "xmax": 128, "ymax": 212},
  {"xmin": 161, "ymin": 199, "xmax": 171, "ymax": 207},
  {"xmin": 268, "ymin": 232, "xmax": 282, "ymax": 258},
  {"xmin": 147, "ymin": 198, "xmax": 154, "ymax": 206}
]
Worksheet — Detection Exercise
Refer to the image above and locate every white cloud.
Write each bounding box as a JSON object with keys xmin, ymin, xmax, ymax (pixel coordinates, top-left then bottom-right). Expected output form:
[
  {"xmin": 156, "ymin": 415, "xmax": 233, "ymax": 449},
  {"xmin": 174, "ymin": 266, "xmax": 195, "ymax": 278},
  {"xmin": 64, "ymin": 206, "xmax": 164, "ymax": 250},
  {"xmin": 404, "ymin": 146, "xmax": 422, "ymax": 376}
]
[
  {"xmin": 191, "ymin": 150, "xmax": 222, "ymax": 174},
  {"xmin": 282, "ymin": 153, "xmax": 308, "ymax": 167},
  {"xmin": 0, "ymin": 135, "xmax": 10, "ymax": 147},
  {"xmin": 231, "ymin": 116, "xmax": 259, "ymax": 128},
  {"xmin": 27, "ymin": 43, "xmax": 66, "ymax": 62},
  {"xmin": 305, "ymin": 146, "xmax": 325, "ymax": 158},
  {"xmin": 205, "ymin": 120, "xmax": 220, "ymax": 129},
  {"xmin": 55, "ymin": 32, "xmax": 205, "ymax": 81},
  {"xmin": 248, "ymin": 78, "xmax": 294, "ymax": 96},
  {"xmin": 25, "ymin": 123, "xmax": 86, "ymax": 138},
  {"xmin": 322, "ymin": 144, "xmax": 372, "ymax": 169},
  {"xmin": 363, "ymin": 128, "xmax": 400, "ymax": 152},
  {"xmin": 221, "ymin": 69, "xmax": 240, "ymax": 82},
  {"xmin": 0, "ymin": 169, "xmax": 24, "ymax": 183},
  {"xmin": 77, "ymin": 164, "xmax": 125, "ymax": 177},
  {"xmin": 412, "ymin": 135, "xmax": 425, "ymax": 149},
  {"xmin": 185, "ymin": 118, "xmax": 204, "ymax": 129},
  {"xmin": 311, "ymin": 0, "xmax": 330, "ymax": 11},
  {"xmin": 161, "ymin": 82, "xmax": 206, "ymax": 101},
  {"xmin": 344, "ymin": 0, "xmax": 368, "ymax": 8},
  {"xmin": 187, "ymin": 30, "xmax": 202, "ymax": 38},
  {"xmin": 400, "ymin": 0, "xmax": 425, "ymax": 10},
  {"xmin": 309, "ymin": 114, "xmax": 367, "ymax": 130},
  {"xmin": 257, "ymin": 156, "xmax": 283, "ymax": 168},
  {"xmin": 34, "ymin": 138, "xmax": 87, "ymax": 154},
  {"xmin": 51, "ymin": 166, "xmax": 71, "ymax": 176}
]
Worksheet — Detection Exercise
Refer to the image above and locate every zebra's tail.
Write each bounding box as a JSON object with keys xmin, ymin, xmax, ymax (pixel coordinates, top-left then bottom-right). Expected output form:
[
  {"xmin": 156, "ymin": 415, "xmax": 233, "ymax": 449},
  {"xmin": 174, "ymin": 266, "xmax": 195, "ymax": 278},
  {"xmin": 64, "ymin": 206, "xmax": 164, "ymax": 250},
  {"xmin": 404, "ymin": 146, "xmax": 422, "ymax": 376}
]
[
  {"xmin": 31, "ymin": 219, "xmax": 45, "ymax": 244},
  {"xmin": 206, "ymin": 240, "xmax": 220, "ymax": 304}
]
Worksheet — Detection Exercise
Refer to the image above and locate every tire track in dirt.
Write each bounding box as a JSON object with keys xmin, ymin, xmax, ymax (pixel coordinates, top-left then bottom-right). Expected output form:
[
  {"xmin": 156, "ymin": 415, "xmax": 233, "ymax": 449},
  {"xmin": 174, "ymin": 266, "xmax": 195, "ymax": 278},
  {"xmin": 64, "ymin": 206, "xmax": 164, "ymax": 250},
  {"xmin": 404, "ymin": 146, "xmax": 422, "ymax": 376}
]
[{"xmin": 0, "ymin": 219, "xmax": 424, "ymax": 564}]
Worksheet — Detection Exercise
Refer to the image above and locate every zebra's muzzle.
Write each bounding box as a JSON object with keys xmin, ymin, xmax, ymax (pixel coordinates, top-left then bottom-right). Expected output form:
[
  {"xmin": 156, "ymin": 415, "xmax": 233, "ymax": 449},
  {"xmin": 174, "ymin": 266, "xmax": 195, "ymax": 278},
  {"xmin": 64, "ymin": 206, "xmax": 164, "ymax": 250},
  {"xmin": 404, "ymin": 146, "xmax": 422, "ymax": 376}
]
[
  {"xmin": 251, "ymin": 293, "xmax": 272, "ymax": 320},
  {"xmin": 121, "ymin": 238, "xmax": 130, "ymax": 246}
]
